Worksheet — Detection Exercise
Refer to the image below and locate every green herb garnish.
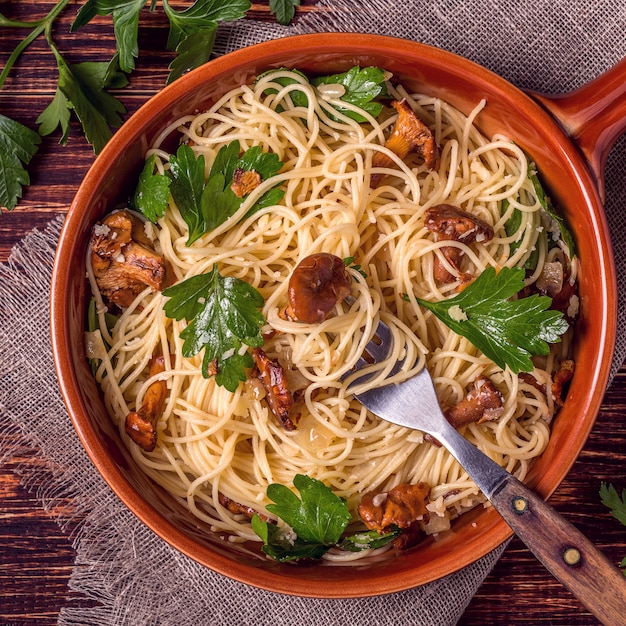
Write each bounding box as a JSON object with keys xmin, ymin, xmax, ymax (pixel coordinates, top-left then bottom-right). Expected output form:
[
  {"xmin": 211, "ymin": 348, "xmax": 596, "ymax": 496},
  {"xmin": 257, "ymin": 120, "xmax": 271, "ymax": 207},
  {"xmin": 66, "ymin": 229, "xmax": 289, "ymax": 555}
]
[
  {"xmin": 501, "ymin": 197, "xmax": 541, "ymax": 270},
  {"xmin": 131, "ymin": 154, "xmax": 172, "ymax": 221},
  {"xmin": 162, "ymin": 264, "xmax": 265, "ymax": 391},
  {"xmin": 269, "ymin": 0, "xmax": 301, "ymax": 25},
  {"xmin": 145, "ymin": 141, "xmax": 284, "ymax": 244},
  {"xmin": 415, "ymin": 266, "xmax": 569, "ymax": 374},
  {"xmin": 252, "ymin": 474, "xmax": 400, "ymax": 562},
  {"xmin": 599, "ymin": 482, "xmax": 626, "ymax": 573},
  {"xmin": 338, "ymin": 528, "xmax": 402, "ymax": 552},
  {"xmin": 0, "ymin": 115, "xmax": 41, "ymax": 211},
  {"xmin": 312, "ymin": 66, "xmax": 387, "ymax": 122},
  {"xmin": 2, "ymin": 0, "xmax": 299, "ymax": 212},
  {"xmin": 260, "ymin": 66, "xmax": 387, "ymax": 123},
  {"xmin": 529, "ymin": 164, "xmax": 576, "ymax": 257}
]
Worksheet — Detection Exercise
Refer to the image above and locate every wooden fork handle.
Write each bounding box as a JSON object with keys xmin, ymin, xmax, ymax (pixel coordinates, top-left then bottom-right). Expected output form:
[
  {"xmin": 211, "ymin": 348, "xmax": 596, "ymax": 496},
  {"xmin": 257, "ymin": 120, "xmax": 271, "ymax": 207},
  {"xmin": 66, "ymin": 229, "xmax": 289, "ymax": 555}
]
[
  {"xmin": 437, "ymin": 422, "xmax": 626, "ymax": 623},
  {"xmin": 491, "ymin": 475, "xmax": 626, "ymax": 625}
]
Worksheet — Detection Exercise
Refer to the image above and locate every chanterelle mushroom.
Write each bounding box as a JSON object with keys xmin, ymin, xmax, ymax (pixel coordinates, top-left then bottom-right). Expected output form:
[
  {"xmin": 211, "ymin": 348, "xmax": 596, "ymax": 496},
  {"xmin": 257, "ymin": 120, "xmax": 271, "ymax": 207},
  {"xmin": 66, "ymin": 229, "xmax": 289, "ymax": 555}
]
[
  {"xmin": 90, "ymin": 209, "xmax": 170, "ymax": 308},
  {"xmin": 445, "ymin": 375, "xmax": 504, "ymax": 429},
  {"xmin": 251, "ymin": 347, "xmax": 298, "ymax": 430},
  {"xmin": 424, "ymin": 204, "xmax": 494, "ymax": 283},
  {"xmin": 370, "ymin": 99, "xmax": 440, "ymax": 188},
  {"xmin": 125, "ymin": 353, "xmax": 168, "ymax": 452},
  {"xmin": 231, "ymin": 168, "xmax": 262, "ymax": 198},
  {"xmin": 283, "ymin": 253, "xmax": 352, "ymax": 323},
  {"xmin": 358, "ymin": 482, "xmax": 431, "ymax": 532}
]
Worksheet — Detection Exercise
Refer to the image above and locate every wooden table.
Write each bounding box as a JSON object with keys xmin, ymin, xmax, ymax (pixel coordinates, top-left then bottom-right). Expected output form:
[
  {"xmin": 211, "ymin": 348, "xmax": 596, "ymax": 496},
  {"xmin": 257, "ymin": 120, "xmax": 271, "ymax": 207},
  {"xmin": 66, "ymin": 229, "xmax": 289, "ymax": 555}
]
[{"xmin": 1, "ymin": 3, "xmax": 625, "ymax": 624}]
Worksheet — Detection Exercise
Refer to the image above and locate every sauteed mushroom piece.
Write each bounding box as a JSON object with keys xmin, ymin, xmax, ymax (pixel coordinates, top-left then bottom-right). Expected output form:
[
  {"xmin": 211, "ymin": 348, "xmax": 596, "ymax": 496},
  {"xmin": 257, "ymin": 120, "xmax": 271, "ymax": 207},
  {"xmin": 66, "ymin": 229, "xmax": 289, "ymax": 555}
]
[
  {"xmin": 231, "ymin": 168, "xmax": 262, "ymax": 198},
  {"xmin": 370, "ymin": 99, "xmax": 440, "ymax": 188},
  {"xmin": 218, "ymin": 492, "xmax": 271, "ymax": 522},
  {"xmin": 424, "ymin": 204, "xmax": 494, "ymax": 283},
  {"xmin": 425, "ymin": 375, "xmax": 504, "ymax": 446},
  {"xmin": 445, "ymin": 375, "xmax": 504, "ymax": 429},
  {"xmin": 90, "ymin": 209, "xmax": 170, "ymax": 309},
  {"xmin": 125, "ymin": 353, "xmax": 168, "ymax": 452},
  {"xmin": 284, "ymin": 253, "xmax": 352, "ymax": 323},
  {"xmin": 521, "ymin": 359, "xmax": 575, "ymax": 408},
  {"xmin": 551, "ymin": 359, "xmax": 575, "ymax": 407},
  {"xmin": 358, "ymin": 482, "xmax": 431, "ymax": 533},
  {"xmin": 252, "ymin": 347, "xmax": 298, "ymax": 430},
  {"xmin": 532, "ymin": 260, "xmax": 579, "ymax": 321}
]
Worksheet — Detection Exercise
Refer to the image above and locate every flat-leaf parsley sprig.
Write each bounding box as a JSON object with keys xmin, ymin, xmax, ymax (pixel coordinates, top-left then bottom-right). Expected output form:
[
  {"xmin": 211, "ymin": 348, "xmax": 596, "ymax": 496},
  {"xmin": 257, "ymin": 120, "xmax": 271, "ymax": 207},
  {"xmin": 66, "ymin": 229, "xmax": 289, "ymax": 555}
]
[
  {"xmin": 599, "ymin": 482, "xmax": 626, "ymax": 574},
  {"xmin": 413, "ymin": 266, "xmax": 569, "ymax": 373},
  {"xmin": 133, "ymin": 141, "xmax": 285, "ymax": 244},
  {"xmin": 0, "ymin": 0, "xmax": 300, "ymax": 211},
  {"xmin": 251, "ymin": 474, "xmax": 400, "ymax": 562},
  {"xmin": 162, "ymin": 263, "xmax": 265, "ymax": 392}
]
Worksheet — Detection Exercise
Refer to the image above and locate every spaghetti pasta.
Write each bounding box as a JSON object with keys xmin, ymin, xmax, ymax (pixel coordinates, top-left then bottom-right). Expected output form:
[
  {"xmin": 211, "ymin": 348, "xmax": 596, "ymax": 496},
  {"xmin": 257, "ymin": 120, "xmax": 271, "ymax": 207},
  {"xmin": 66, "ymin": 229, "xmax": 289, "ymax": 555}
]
[{"xmin": 86, "ymin": 68, "xmax": 576, "ymax": 558}]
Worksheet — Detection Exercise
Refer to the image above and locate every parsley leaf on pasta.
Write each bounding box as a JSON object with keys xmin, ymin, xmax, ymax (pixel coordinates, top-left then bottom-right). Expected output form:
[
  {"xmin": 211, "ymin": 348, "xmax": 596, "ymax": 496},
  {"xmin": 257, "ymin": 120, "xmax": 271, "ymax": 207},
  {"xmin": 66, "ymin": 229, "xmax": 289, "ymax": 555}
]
[
  {"xmin": 259, "ymin": 66, "xmax": 387, "ymax": 123},
  {"xmin": 169, "ymin": 144, "xmax": 207, "ymax": 243},
  {"xmin": 312, "ymin": 66, "xmax": 387, "ymax": 121},
  {"xmin": 162, "ymin": 264, "xmax": 265, "ymax": 391},
  {"xmin": 529, "ymin": 164, "xmax": 576, "ymax": 257},
  {"xmin": 132, "ymin": 155, "xmax": 171, "ymax": 221},
  {"xmin": 251, "ymin": 475, "xmax": 400, "ymax": 562},
  {"xmin": 415, "ymin": 266, "xmax": 569, "ymax": 373},
  {"xmin": 168, "ymin": 141, "xmax": 284, "ymax": 245},
  {"xmin": 252, "ymin": 475, "xmax": 351, "ymax": 561}
]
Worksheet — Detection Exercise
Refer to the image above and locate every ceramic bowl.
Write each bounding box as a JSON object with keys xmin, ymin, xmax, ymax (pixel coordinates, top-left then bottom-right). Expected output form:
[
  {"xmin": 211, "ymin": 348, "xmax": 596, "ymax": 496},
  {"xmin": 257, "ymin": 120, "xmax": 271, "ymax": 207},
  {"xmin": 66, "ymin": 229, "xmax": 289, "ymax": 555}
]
[{"xmin": 51, "ymin": 33, "xmax": 623, "ymax": 597}]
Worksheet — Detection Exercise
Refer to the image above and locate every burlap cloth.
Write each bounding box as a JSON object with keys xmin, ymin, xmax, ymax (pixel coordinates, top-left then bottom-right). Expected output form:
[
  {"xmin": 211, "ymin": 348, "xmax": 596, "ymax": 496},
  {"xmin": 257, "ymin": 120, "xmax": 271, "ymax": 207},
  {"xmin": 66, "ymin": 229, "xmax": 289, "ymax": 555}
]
[{"xmin": 1, "ymin": 1, "xmax": 625, "ymax": 624}]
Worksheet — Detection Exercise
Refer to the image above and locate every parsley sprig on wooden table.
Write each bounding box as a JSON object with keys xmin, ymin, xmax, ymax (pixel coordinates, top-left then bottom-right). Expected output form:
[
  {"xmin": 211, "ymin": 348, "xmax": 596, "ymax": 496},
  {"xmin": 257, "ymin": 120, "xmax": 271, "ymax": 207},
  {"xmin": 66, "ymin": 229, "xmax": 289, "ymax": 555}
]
[
  {"xmin": 600, "ymin": 482, "xmax": 626, "ymax": 574},
  {"xmin": 0, "ymin": 0, "xmax": 299, "ymax": 211}
]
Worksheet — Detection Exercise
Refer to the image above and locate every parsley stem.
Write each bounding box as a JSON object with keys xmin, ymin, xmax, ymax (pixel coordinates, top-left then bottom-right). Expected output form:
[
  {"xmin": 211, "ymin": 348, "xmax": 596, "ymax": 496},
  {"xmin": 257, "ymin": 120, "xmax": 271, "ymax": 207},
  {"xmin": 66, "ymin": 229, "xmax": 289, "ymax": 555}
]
[{"xmin": 0, "ymin": 0, "xmax": 71, "ymax": 92}]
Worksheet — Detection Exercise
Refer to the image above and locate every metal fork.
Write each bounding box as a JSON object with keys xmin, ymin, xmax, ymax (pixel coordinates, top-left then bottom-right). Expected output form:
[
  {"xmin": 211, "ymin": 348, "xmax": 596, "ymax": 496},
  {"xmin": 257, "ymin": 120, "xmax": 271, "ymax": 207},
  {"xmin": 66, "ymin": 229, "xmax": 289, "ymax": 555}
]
[{"xmin": 348, "ymin": 318, "xmax": 626, "ymax": 624}]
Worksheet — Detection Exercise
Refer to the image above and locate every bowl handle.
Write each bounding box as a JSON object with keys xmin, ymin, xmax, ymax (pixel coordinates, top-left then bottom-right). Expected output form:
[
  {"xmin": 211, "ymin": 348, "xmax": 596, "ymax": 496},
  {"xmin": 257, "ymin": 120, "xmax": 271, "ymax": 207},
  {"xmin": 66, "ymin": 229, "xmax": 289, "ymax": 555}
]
[{"xmin": 529, "ymin": 57, "xmax": 626, "ymax": 203}]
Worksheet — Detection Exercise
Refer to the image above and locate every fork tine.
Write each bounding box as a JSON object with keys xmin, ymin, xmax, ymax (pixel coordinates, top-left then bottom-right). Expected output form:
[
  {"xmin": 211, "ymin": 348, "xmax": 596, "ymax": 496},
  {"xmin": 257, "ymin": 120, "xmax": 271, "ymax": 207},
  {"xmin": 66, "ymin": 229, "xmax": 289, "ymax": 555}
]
[{"xmin": 361, "ymin": 319, "xmax": 393, "ymax": 363}]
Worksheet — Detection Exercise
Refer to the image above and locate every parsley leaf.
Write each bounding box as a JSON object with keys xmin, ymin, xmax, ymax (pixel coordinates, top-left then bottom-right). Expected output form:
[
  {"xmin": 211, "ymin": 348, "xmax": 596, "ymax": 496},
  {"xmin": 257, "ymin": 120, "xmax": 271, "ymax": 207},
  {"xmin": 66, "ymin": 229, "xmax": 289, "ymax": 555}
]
[
  {"xmin": 251, "ymin": 474, "xmax": 402, "ymax": 562},
  {"xmin": 260, "ymin": 66, "xmax": 387, "ymax": 123},
  {"xmin": 132, "ymin": 154, "xmax": 171, "ymax": 221},
  {"xmin": 36, "ymin": 88, "xmax": 72, "ymax": 145},
  {"xmin": 169, "ymin": 141, "xmax": 284, "ymax": 245},
  {"xmin": 162, "ymin": 0, "xmax": 250, "ymax": 84},
  {"xmin": 415, "ymin": 266, "xmax": 569, "ymax": 373},
  {"xmin": 529, "ymin": 164, "xmax": 576, "ymax": 257},
  {"xmin": 169, "ymin": 144, "xmax": 207, "ymax": 243},
  {"xmin": 269, "ymin": 0, "xmax": 301, "ymax": 25},
  {"xmin": 72, "ymin": 0, "xmax": 148, "ymax": 73},
  {"xmin": 0, "ymin": 115, "xmax": 41, "ymax": 211},
  {"xmin": 162, "ymin": 264, "xmax": 265, "ymax": 391},
  {"xmin": 166, "ymin": 28, "xmax": 217, "ymax": 85},
  {"xmin": 52, "ymin": 49, "xmax": 127, "ymax": 153},
  {"xmin": 338, "ymin": 528, "xmax": 401, "ymax": 552},
  {"xmin": 600, "ymin": 482, "xmax": 626, "ymax": 572},
  {"xmin": 600, "ymin": 483, "xmax": 626, "ymax": 527},
  {"xmin": 252, "ymin": 474, "xmax": 352, "ymax": 561},
  {"xmin": 265, "ymin": 474, "xmax": 352, "ymax": 545},
  {"xmin": 251, "ymin": 514, "xmax": 330, "ymax": 562},
  {"xmin": 312, "ymin": 66, "xmax": 387, "ymax": 122}
]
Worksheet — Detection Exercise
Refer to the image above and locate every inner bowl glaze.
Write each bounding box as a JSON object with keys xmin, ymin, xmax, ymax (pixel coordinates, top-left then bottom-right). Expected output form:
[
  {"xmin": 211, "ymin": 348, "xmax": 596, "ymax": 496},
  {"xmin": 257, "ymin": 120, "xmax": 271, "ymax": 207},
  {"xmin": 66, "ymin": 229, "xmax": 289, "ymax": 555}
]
[{"xmin": 50, "ymin": 33, "xmax": 616, "ymax": 598}]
